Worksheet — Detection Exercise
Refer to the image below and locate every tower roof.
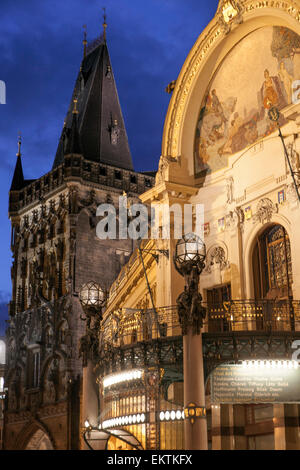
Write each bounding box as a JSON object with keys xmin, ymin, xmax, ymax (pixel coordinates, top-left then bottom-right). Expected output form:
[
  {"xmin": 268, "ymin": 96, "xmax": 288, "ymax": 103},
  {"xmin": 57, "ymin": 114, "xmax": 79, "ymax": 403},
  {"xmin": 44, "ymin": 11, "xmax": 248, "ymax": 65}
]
[
  {"xmin": 53, "ymin": 39, "xmax": 133, "ymax": 170},
  {"xmin": 10, "ymin": 155, "xmax": 25, "ymax": 191},
  {"xmin": 10, "ymin": 135, "xmax": 25, "ymax": 191}
]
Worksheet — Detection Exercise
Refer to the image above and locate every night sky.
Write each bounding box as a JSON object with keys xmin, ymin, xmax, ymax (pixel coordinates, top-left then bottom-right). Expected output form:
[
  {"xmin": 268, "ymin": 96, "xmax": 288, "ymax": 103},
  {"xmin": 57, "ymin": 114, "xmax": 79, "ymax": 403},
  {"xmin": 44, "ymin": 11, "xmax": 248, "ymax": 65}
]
[{"xmin": 0, "ymin": 0, "xmax": 218, "ymax": 333}]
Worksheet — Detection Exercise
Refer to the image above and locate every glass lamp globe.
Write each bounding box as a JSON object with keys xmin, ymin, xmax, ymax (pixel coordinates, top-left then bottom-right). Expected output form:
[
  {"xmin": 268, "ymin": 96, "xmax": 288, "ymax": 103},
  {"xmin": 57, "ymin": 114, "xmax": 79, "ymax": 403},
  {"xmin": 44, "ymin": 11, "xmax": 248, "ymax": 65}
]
[
  {"xmin": 79, "ymin": 281, "xmax": 105, "ymax": 309},
  {"xmin": 174, "ymin": 233, "xmax": 206, "ymax": 273}
]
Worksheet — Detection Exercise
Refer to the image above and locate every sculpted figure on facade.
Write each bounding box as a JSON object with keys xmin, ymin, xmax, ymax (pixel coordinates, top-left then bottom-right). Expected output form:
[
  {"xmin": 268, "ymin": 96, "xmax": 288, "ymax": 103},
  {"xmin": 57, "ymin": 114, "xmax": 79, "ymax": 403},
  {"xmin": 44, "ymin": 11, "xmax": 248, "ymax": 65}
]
[
  {"xmin": 155, "ymin": 155, "xmax": 178, "ymax": 185},
  {"xmin": 176, "ymin": 266, "xmax": 206, "ymax": 335},
  {"xmin": 226, "ymin": 176, "xmax": 234, "ymax": 204},
  {"xmin": 205, "ymin": 246, "xmax": 228, "ymax": 273}
]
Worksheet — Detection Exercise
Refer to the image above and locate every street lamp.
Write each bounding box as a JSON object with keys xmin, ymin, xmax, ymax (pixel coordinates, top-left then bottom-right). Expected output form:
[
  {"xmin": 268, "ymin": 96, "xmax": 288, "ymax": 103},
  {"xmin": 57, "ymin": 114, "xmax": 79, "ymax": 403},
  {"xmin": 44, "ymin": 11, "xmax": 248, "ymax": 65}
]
[
  {"xmin": 173, "ymin": 233, "xmax": 208, "ymax": 450},
  {"xmin": 79, "ymin": 281, "xmax": 106, "ymax": 363},
  {"xmin": 79, "ymin": 281, "xmax": 105, "ymax": 313},
  {"xmin": 79, "ymin": 281, "xmax": 106, "ymax": 326},
  {"xmin": 79, "ymin": 282, "xmax": 106, "ymax": 448},
  {"xmin": 174, "ymin": 233, "xmax": 207, "ymax": 335},
  {"xmin": 174, "ymin": 232, "xmax": 206, "ymax": 272}
]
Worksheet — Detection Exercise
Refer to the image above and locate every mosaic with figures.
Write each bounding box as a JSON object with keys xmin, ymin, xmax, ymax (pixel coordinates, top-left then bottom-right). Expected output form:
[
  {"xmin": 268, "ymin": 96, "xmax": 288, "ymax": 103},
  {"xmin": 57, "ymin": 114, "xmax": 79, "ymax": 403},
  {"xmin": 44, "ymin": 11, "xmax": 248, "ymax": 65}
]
[{"xmin": 194, "ymin": 26, "xmax": 300, "ymax": 177}]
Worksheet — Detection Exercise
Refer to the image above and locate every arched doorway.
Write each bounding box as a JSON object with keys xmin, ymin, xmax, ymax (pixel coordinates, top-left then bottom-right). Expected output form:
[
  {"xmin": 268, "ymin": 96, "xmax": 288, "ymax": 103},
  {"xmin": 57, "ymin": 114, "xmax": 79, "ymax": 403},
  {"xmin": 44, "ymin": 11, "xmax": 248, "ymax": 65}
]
[
  {"xmin": 252, "ymin": 224, "xmax": 294, "ymax": 330},
  {"xmin": 252, "ymin": 224, "xmax": 293, "ymax": 300},
  {"xmin": 25, "ymin": 429, "xmax": 54, "ymax": 450}
]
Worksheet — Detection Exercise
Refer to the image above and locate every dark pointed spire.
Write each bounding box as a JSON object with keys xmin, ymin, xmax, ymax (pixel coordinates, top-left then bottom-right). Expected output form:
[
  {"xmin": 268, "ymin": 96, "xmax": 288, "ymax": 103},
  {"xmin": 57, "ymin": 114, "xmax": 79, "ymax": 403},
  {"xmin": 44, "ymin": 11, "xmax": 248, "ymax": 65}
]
[
  {"xmin": 103, "ymin": 8, "xmax": 107, "ymax": 42},
  {"xmin": 10, "ymin": 133, "xmax": 25, "ymax": 191},
  {"xmin": 53, "ymin": 34, "xmax": 133, "ymax": 170},
  {"xmin": 64, "ymin": 98, "xmax": 83, "ymax": 156},
  {"xmin": 83, "ymin": 25, "xmax": 87, "ymax": 59}
]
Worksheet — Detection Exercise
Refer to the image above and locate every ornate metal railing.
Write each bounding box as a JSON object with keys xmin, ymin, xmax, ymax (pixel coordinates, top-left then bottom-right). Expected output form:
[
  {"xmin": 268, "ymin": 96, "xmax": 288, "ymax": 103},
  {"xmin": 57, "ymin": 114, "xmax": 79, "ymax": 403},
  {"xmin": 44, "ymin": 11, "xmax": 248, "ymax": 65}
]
[
  {"xmin": 206, "ymin": 299, "xmax": 299, "ymax": 333},
  {"xmin": 100, "ymin": 300, "xmax": 300, "ymax": 349}
]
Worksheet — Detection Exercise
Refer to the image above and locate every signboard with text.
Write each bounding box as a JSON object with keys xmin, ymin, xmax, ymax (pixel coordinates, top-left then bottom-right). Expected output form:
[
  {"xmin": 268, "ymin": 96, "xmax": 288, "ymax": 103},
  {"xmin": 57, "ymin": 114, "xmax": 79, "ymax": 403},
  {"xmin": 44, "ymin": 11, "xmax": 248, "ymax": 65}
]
[{"xmin": 211, "ymin": 364, "xmax": 300, "ymax": 404}]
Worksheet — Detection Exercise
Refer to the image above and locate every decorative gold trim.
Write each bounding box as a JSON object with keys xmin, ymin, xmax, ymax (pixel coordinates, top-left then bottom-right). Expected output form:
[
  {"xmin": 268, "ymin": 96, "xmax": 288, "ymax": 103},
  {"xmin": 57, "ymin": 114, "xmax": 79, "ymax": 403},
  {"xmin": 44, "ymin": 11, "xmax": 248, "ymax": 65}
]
[{"xmin": 184, "ymin": 403, "xmax": 206, "ymax": 424}]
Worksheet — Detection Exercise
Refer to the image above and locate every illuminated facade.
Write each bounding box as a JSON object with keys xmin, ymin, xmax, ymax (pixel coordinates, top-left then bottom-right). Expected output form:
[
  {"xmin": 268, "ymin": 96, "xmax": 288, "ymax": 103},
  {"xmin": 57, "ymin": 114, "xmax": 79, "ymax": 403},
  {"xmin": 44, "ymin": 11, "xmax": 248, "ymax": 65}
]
[
  {"xmin": 0, "ymin": 338, "xmax": 5, "ymax": 450},
  {"xmin": 4, "ymin": 29, "xmax": 154, "ymax": 450},
  {"xmin": 83, "ymin": 0, "xmax": 300, "ymax": 451},
  {"xmin": 5, "ymin": 0, "xmax": 300, "ymax": 451}
]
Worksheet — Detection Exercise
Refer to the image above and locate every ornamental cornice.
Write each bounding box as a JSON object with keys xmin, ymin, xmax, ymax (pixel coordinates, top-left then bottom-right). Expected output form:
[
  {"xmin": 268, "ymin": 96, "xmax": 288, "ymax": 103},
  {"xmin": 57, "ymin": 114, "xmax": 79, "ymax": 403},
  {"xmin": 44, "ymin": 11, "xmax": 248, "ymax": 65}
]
[{"xmin": 140, "ymin": 181, "xmax": 199, "ymax": 205}]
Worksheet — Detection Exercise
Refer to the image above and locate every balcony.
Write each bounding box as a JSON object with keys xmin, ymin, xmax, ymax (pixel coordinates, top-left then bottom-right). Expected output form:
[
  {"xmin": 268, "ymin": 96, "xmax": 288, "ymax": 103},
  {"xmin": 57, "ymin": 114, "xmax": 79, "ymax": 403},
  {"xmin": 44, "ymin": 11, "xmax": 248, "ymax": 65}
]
[
  {"xmin": 206, "ymin": 299, "xmax": 299, "ymax": 333},
  {"xmin": 97, "ymin": 300, "xmax": 300, "ymax": 379},
  {"xmin": 101, "ymin": 300, "xmax": 300, "ymax": 347}
]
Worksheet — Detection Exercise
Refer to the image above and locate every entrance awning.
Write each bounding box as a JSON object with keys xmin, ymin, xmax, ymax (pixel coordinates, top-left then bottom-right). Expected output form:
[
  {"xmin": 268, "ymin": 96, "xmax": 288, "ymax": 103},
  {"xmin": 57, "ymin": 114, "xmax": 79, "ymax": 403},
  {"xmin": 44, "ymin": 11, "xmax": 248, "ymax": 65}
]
[{"xmin": 83, "ymin": 427, "xmax": 144, "ymax": 450}]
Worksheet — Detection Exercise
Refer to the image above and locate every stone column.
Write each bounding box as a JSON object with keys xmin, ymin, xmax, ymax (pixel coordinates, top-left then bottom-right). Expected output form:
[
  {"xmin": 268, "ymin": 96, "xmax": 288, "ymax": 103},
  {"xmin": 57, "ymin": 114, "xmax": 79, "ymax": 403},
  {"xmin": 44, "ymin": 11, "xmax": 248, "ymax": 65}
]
[{"xmin": 183, "ymin": 331, "xmax": 208, "ymax": 450}]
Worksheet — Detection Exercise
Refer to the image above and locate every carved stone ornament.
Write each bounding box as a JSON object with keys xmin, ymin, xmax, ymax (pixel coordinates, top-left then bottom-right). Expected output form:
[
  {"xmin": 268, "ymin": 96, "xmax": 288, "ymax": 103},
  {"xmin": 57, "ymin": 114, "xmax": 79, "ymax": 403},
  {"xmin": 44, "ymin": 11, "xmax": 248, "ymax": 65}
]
[
  {"xmin": 155, "ymin": 155, "xmax": 178, "ymax": 185},
  {"xmin": 217, "ymin": 0, "xmax": 243, "ymax": 34},
  {"xmin": 287, "ymin": 143, "xmax": 300, "ymax": 181},
  {"xmin": 254, "ymin": 198, "xmax": 278, "ymax": 224},
  {"xmin": 205, "ymin": 246, "xmax": 229, "ymax": 274},
  {"xmin": 235, "ymin": 206, "xmax": 245, "ymax": 226},
  {"xmin": 225, "ymin": 210, "xmax": 239, "ymax": 230}
]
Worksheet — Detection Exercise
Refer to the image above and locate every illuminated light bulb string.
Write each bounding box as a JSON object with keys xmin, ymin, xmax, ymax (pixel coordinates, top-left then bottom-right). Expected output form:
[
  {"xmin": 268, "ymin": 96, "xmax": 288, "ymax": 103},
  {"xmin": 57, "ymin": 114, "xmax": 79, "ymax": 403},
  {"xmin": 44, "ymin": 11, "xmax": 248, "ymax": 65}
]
[{"xmin": 242, "ymin": 360, "xmax": 299, "ymax": 369}]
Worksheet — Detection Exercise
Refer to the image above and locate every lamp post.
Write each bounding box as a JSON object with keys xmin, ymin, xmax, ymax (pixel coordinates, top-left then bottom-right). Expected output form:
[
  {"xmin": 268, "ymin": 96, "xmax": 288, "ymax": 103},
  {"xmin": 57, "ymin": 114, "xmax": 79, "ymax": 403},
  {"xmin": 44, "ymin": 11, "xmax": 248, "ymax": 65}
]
[
  {"xmin": 173, "ymin": 233, "xmax": 208, "ymax": 450},
  {"xmin": 79, "ymin": 281, "xmax": 106, "ymax": 366},
  {"xmin": 268, "ymin": 106, "xmax": 300, "ymax": 203},
  {"xmin": 79, "ymin": 282, "xmax": 106, "ymax": 448}
]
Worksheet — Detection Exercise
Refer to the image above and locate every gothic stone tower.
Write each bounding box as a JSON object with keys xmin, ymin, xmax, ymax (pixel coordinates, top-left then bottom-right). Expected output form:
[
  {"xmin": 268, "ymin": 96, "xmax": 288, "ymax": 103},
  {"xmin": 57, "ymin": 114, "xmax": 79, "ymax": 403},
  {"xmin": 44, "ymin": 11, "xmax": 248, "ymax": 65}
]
[{"xmin": 4, "ymin": 35, "xmax": 154, "ymax": 450}]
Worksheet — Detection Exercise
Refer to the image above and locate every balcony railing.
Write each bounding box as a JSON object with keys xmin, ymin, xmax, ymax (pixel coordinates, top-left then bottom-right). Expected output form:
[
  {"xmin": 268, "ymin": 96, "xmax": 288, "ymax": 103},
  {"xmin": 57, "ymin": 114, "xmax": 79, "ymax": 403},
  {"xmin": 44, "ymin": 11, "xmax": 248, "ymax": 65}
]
[
  {"xmin": 101, "ymin": 300, "xmax": 300, "ymax": 349},
  {"xmin": 206, "ymin": 299, "xmax": 299, "ymax": 333}
]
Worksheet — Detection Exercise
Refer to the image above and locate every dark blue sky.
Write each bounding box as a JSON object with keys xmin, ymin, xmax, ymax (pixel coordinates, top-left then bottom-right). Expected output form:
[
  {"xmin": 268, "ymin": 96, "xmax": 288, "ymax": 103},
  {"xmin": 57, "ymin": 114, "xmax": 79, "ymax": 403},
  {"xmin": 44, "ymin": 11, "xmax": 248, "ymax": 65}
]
[{"xmin": 0, "ymin": 0, "xmax": 218, "ymax": 330}]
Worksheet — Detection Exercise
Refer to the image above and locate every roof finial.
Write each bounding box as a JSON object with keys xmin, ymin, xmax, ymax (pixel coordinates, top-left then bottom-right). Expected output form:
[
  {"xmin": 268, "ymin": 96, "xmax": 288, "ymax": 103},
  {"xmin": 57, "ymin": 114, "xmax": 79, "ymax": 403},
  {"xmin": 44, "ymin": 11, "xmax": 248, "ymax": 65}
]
[
  {"xmin": 83, "ymin": 24, "xmax": 87, "ymax": 58},
  {"xmin": 103, "ymin": 7, "xmax": 107, "ymax": 42},
  {"xmin": 73, "ymin": 97, "xmax": 79, "ymax": 115},
  {"xmin": 16, "ymin": 131, "xmax": 22, "ymax": 158}
]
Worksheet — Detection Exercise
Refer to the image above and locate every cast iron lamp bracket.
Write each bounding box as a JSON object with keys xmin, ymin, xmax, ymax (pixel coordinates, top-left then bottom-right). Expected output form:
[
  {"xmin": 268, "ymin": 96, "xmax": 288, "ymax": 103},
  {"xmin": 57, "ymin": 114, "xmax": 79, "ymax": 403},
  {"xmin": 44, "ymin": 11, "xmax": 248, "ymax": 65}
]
[
  {"xmin": 268, "ymin": 106, "xmax": 300, "ymax": 203},
  {"xmin": 139, "ymin": 248, "xmax": 169, "ymax": 263},
  {"xmin": 173, "ymin": 233, "xmax": 207, "ymax": 335}
]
